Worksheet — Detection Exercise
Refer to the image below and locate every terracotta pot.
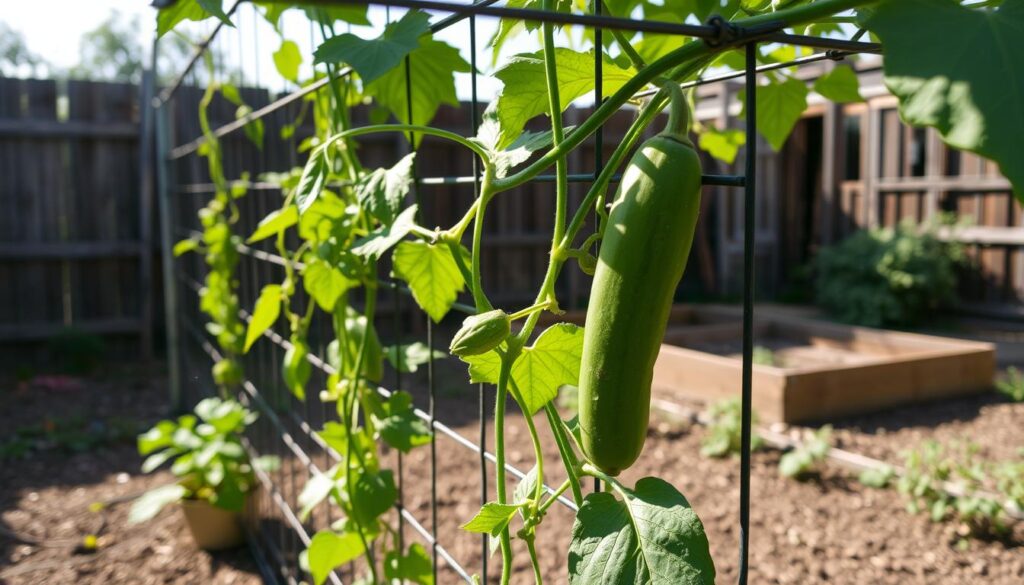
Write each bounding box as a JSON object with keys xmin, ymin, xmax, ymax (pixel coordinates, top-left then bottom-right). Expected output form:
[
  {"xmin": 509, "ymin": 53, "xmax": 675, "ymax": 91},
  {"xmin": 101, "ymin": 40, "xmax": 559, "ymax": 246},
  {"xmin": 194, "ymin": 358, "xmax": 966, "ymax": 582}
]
[{"xmin": 180, "ymin": 498, "xmax": 245, "ymax": 550}]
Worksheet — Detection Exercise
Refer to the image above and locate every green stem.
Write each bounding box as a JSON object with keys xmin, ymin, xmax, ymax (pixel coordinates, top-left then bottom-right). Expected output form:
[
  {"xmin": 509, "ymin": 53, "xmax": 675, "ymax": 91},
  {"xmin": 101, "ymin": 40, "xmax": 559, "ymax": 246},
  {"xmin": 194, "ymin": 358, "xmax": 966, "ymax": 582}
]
[
  {"xmin": 525, "ymin": 536, "xmax": 544, "ymax": 585},
  {"xmin": 508, "ymin": 381, "xmax": 545, "ymax": 505},
  {"xmin": 536, "ymin": 478, "xmax": 573, "ymax": 516},
  {"xmin": 495, "ymin": 355, "xmax": 515, "ymax": 585},
  {"xmin": 321, "ymin": 124, "xmax": 492, "ymax": 165},
  {"xmin": 470, "ymin": 169, "xmax": 497, "ymax": 312},
  {"xmin": 541, "ymin": 0, "xmax": 568, "ymax": 247}
]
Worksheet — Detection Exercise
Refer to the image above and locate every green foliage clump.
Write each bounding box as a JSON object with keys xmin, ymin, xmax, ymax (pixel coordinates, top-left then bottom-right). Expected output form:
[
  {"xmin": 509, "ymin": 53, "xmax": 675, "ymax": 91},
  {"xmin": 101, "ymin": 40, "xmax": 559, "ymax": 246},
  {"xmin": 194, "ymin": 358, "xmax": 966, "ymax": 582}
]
[
  {"xmin": 814, "ymin": 217, "xmax": 965, "ymax": 327},
  {"xmin": 779, "ymin": 425, "xmax": 832, "ymax": 479},
  {"xmin": 130, "ymin": 397, "xmax": 277, "ymax": 524},
  {"xmin": 897, "ymin": 440, "xmax": 1014, "ymax": 541},
  {"xmin": 995, "ymin": 367, "xmax": 1024, "ymax": 402},
  {"xmin": 700, "ymin": 398, "xmax": 761, "ymax": 458}
]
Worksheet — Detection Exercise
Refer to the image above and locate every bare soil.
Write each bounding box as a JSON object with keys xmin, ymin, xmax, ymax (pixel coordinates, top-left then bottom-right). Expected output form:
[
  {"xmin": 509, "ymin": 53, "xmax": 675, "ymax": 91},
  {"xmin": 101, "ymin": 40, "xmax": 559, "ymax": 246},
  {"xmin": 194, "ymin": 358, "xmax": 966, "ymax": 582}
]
[
  {"xmin": 0, "ymin": 367, "xmax": 262, "ymax": 585},
  {"xmin": 2, "ymin": 362, "xmax": 1022, "ymax": 585}
]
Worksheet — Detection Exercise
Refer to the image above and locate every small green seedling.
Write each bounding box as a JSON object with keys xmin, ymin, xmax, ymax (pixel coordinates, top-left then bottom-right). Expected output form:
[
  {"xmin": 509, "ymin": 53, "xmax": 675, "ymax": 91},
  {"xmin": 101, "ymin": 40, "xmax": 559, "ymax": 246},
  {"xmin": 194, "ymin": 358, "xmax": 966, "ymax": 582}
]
[
  {"xmin": 995, "ymin": 367, "xmax": 1024, "ymax": 402},
  {"xmin": 779, "ymin": 425, "xmax": 832, "ymax": 479},
  {"xmin": 701, "ymin": 398, "xmax": 761, "ymax": 458}
]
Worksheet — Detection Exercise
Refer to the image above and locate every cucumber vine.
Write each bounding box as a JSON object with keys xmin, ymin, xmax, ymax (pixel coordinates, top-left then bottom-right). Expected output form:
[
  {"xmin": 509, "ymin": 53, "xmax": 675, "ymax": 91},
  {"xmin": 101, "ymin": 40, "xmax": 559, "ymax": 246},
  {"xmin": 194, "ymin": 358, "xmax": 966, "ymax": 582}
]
[{"xmin": 160, "ymin": 0, "xmax": 1023, "ymax": 583}]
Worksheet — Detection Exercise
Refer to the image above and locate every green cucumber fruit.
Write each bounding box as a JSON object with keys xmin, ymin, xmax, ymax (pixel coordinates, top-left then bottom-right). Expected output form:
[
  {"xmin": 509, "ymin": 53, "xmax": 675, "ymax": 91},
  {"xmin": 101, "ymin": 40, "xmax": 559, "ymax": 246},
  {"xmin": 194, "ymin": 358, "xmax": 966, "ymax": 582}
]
[{"xmin": 578, "ymin": 89, "xmax": 702, "ymax": 476}]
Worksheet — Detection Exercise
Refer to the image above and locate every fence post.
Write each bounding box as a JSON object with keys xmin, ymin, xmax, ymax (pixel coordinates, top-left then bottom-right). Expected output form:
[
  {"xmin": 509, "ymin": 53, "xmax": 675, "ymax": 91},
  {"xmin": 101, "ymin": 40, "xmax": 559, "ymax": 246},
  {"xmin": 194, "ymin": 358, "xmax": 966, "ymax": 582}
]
[{"xmin": 154, "ymin": 84, "xmax": 184, "ymax": 413}]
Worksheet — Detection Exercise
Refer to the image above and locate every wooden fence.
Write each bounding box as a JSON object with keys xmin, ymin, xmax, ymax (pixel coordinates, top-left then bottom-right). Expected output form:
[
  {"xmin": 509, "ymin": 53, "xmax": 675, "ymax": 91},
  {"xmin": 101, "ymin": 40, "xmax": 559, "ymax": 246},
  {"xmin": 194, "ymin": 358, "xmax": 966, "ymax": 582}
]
[
  {"xmin": 2, "ymin": 70, "xmax": 1021, "ymax": 365},
  {"xmin": 0, "ymin": 76, "xmax": 153, "ymax": 363}
]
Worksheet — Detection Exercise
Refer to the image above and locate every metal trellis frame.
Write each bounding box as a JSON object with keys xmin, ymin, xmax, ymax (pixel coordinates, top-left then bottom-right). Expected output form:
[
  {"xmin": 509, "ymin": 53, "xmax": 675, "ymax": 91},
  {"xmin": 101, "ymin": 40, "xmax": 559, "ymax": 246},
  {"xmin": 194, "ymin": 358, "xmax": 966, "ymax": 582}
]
[{"xmin": 150, "ymin": 1, "xmax": 880, "ymax": 583}]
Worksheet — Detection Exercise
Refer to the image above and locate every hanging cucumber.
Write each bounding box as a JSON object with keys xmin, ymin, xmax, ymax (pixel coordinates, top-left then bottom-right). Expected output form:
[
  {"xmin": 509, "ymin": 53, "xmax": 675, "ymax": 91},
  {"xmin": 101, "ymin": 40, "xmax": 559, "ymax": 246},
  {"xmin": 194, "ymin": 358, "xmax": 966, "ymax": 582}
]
[{"xmin": 578, "ymin": 86, "xmax": 702, "ymax": 476}]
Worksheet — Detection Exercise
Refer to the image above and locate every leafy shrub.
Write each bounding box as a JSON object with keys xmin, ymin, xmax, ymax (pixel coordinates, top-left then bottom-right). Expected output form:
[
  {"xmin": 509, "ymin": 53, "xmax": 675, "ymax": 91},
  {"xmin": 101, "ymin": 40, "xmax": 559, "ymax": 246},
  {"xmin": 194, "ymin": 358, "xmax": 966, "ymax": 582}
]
[
  {"xmin": 700, "ymin": 398, "xmax": 761, "ymax": 458},
  {"xmin": 995, "ymin": 367, "xmax": 1024, "ymax": 402},
  {"xmin": 814, "ymin": 216, "xmax": 964, "ymax": 327},
  {"xmin": 779, "ymin": 425, "xmax": 832, "ymax": 479}
]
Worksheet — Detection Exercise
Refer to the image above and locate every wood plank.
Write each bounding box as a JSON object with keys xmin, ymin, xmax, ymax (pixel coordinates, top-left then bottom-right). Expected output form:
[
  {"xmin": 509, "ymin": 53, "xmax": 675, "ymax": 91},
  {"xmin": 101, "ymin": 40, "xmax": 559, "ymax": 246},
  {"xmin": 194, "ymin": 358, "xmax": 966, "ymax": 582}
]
[
  {"xmin": 0, "ymin": 118, "xmax": 137, "ymax": 138},
  {"xmin": 0, "ymin": 317, "xmax": 142, "ymax": 341},
  {"xmin": 0, "ymin": 241, "xmax": 143, "ymax": 259}
]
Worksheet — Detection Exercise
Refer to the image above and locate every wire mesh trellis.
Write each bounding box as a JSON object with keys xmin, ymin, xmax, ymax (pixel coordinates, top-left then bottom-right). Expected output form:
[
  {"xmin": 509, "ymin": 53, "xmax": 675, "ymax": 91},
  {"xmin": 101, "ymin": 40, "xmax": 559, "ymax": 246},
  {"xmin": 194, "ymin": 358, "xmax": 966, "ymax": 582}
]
[{"xmin": 151, "ymin": 1, "xmax": 881, "ymax": 583}]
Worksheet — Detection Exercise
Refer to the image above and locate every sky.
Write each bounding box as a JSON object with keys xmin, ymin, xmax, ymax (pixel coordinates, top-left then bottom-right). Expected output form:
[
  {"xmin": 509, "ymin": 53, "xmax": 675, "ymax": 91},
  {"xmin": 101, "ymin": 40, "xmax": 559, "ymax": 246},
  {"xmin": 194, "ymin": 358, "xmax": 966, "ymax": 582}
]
[{"xmin": 2, "ymin": 0, "xmax": 516, "ymax": 100}]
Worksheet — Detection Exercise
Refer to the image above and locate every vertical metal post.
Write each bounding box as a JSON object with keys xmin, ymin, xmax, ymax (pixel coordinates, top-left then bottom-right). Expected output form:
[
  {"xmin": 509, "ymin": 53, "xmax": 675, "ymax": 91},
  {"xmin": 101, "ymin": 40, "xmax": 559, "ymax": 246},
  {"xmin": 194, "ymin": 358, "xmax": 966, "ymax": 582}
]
[
  {"xmin": 155, "ymin": 67, "xmax": 184, "ymax": 413},
  {"xmin": 468, "ymin": 12, "xmax": 488, "ymax": 581},
  {"xmin": 738, "ymin": 41, "xmax": 758, "ymax": 585},
  {"xmin": 592, "ymin": 0, "xmax": 604, "ymax": 496}
]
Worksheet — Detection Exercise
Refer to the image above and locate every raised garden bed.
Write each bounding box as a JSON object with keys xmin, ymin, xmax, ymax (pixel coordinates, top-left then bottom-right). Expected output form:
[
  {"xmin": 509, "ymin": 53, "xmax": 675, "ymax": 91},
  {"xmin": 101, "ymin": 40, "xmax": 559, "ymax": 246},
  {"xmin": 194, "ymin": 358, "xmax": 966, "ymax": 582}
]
[{"xmin": 651, "ymin": 306, "xmax": 996, "ymax": 422}]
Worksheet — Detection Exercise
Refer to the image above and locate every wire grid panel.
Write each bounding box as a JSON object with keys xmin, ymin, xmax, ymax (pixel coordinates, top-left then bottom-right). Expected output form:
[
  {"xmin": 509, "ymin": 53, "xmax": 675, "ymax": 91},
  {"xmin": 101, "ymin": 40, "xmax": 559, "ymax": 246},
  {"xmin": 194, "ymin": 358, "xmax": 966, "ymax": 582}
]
[{"xmin": 153, "ymin": 1, "xmax": 880, "ymax": 583}]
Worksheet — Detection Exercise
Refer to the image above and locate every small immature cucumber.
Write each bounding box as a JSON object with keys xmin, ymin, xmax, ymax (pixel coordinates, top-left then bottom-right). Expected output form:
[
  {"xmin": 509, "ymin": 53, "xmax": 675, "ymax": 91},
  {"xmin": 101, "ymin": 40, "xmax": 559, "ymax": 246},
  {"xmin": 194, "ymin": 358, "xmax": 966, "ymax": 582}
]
[
  {"xmin": 578, "ymin": 88, "xmax": 702, "ymax": 476},
  {"xmin": 450, "ymin": 309, "xmax": 511, "ymax": 357}
]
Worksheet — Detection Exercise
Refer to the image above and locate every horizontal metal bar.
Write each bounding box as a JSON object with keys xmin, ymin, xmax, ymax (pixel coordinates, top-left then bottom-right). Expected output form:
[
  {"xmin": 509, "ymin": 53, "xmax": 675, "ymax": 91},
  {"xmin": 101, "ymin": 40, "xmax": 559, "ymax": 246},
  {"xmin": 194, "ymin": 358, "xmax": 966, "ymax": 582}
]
[
  {"xmin": 178, "ymin": 171, "xmax": 744, "ymax": 195},
  {"xmin": 766, "ymin": 32, "xmax": 880, "ymax": 54},
  {"xmin": 635, "ymin": 49, "xmax": 864, "ymax": 98},
  {"xmin": 290, "ymin": 0, "xmax": 720, "ymax": 37}
]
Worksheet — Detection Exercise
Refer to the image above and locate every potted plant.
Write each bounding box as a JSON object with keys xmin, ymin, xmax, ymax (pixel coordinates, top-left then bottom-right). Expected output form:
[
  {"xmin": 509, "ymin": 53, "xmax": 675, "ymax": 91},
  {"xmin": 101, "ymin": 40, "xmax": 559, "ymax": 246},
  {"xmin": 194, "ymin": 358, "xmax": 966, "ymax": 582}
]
[{"xmin": 129, "ymin": 396, "xmax": 275, "ymax": 550}]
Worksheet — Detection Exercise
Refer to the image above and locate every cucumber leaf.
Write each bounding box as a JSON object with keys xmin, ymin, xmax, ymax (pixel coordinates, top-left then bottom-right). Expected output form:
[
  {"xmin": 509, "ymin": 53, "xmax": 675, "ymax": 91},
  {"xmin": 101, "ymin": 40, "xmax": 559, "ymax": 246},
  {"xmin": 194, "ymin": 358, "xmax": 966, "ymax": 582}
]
[
  {"xmin": 867, "ymin": 0, "xmax": 1024, "ymax": 200},
  {"xmin": 568, "ymin": 477, "xmax": 715, "ymax": 584}
]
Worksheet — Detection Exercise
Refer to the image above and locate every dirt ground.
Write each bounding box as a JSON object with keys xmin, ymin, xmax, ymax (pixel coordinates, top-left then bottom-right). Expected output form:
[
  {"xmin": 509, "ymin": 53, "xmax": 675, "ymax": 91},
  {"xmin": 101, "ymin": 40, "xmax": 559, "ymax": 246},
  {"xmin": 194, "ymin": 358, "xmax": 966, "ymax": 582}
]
[
  {"xmin": 0, "ymin": 367, "xmax": 262, "ymax": 585},
  {"xmin": 2, "ymin": 362, "xmax": 1022, "ymax": 585}
]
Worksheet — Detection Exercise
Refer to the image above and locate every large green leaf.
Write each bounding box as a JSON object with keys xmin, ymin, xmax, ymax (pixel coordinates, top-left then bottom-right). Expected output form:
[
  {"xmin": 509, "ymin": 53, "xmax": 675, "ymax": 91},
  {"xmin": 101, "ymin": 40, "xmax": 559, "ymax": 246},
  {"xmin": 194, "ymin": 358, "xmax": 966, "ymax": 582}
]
[
  {"xmin": 568, "ymin": 477, "xmax": 715, "ymax": 584},
  {"xmin": 243, "ymin": 284, "xmax": 281, "ymax": 352},
  {"xmin": 247, "ymin": 206, "xmax": 298, "ymax": 243},
  {"xmin": 460, "ymin": 502, "xmax": 525, "ymax": 536},
  {"xmin": 384, "ymin": 543, "xmax": 433, "ymax": 585},
  {"xmin": 351, "ymin": 205, "xmax": 418, "ymax": 260},
  {"xmin": 698, "ymin": 126, "xmax": 745, "ymax": 165},
  {"xmin": 367, "ymin": 38, "xmax": 471, "ymax": 144},
  {"xmin": 384, "ymin": 342, "xmax": 446, "ymax": 374},
  {"xmin": 156, "ymin": 1, "xmax": 208, "ymax": 38},
  {"xmin": 307, "ymin": 530, "xmax": 366, "ymax": 585},
  {"xmin": 391, "ymin": 240, "xmax": 467, "ymax": 323},
  {"xmin": 128, "ymin": 484, "xmax": 186, "ymax": 524},
  {"xmin": 351, "ymin": 469, "xmax": 397, "ymax": 526},
  {"xmin": 813, "ymin": 64, "xmax": 863, "ymax": 103},
  {"xmin": 313, "ymin": 10, "xmax": 430, "ymax": 85},
  {"xmin": 372, "ymin": 391, "xmax": 432, "ymax": 453},
  {"xmin": 356, "ymin": 153, "xmax": 416, "ymax": 225},
  {"xmin": 461, "ymin": 323, "xmax": 584, "ymax": 415},
  {"xmin": 493, "ymin": 49, "xmax": 636, "ymax": 149},
  {"xmin": 867, "ymin": 0, "xmax": 1024, "ymax": 200},
  {"xmin": 273, "ymin": 39, "xmax": 302, "ymax": 82},
  {"xmin": 302, "ymin": 259, "xmax": 352, "ymax": 312},
  {"xmin": 740, "ymin": 76, "xmax": 808, "ymax": 151}
]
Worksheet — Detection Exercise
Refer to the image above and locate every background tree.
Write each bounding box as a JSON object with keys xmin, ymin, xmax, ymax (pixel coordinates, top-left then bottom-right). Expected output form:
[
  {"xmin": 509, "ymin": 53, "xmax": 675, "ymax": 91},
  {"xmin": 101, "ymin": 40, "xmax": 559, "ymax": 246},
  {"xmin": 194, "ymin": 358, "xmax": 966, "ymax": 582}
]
[{"xmin": 0, "ymin": 22, "xmax": 49, "ymax": 77}]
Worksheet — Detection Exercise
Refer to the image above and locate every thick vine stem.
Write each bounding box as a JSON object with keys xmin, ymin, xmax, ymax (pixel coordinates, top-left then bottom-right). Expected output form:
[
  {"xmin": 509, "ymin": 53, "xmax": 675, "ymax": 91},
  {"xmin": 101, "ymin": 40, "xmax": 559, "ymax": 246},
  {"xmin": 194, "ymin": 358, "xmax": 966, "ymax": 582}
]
[
  {"xmin": 319, "ymin": 124, "xmax": 492, "ymax": 165},
  {"xmin": 541, "ymin": 0, "xmax": 569, "ymax": 247},
  {"xmin": 494, "ymin": 356, "xmax": 515, "ymax": 585},
  {"xmin": 470, "ymin": 168, "xmax": 497, "ymax": 312}
]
